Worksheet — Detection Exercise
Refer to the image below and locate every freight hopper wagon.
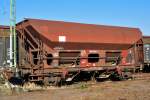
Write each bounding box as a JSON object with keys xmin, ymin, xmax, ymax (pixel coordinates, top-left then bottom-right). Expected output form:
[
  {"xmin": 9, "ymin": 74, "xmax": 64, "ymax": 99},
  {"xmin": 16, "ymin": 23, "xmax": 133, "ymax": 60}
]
[{"xmin": 16, "ymin": 19, "xmax": 143, "ymax": 85}]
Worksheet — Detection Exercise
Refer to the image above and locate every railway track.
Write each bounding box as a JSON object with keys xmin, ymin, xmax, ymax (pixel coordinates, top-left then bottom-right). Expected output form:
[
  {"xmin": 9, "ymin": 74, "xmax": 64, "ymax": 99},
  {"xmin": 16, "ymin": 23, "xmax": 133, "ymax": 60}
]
[
  {"xmin": 132, "ymin": 73, "xmax": 150, "ymax": 80},
  {"xmin": 68, "ymin": 73, "xmax": 150, "ymax": 88}
]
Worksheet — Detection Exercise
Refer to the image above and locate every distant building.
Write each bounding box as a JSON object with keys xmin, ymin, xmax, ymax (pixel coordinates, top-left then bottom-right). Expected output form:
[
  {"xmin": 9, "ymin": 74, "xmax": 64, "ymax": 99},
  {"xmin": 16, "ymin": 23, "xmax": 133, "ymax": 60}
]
[
  {"xmin": 0, "ymin": 25, "xmax": 10, "ymax": 67},
  {"xmin": 143, "ymin": 36, "xmax": 150, "ymax": 65}
]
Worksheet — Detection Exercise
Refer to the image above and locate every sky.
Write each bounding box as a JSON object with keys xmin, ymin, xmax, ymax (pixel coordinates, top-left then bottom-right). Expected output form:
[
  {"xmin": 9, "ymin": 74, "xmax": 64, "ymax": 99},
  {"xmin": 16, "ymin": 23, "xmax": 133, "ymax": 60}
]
[{"xmin": 0, "ymin": 0, "xmax": 150, "ymax": 35}]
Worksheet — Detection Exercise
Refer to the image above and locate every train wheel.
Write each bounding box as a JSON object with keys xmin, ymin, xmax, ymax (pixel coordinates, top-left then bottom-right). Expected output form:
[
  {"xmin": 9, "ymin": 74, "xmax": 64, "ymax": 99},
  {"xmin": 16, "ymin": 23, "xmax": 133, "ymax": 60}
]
[
  {"xmin": 122, "ymin": 72, "xmax": 132, "ymax": 80},
  {"xmin": 109, "ymin": 72, "xmax": 123, "ymax": 81}
]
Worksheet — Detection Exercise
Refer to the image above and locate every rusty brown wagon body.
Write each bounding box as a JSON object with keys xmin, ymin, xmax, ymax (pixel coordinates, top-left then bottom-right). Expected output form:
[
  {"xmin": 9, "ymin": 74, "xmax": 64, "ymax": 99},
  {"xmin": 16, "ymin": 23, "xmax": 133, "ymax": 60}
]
[{"xmin": 16, "ymin": 18, "xmax": 143, "ymax": 84}]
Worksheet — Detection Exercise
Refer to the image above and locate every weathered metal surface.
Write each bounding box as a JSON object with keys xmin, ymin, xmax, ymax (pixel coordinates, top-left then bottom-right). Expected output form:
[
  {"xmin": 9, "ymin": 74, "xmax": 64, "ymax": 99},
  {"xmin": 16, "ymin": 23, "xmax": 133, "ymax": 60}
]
[
  {"xmin": 16, "ymin": 19, "xmax": 143, "ymax": 67},
  {"xmin": 17, "ymin": 18, "xmax": 142, "ymax": 44}
]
